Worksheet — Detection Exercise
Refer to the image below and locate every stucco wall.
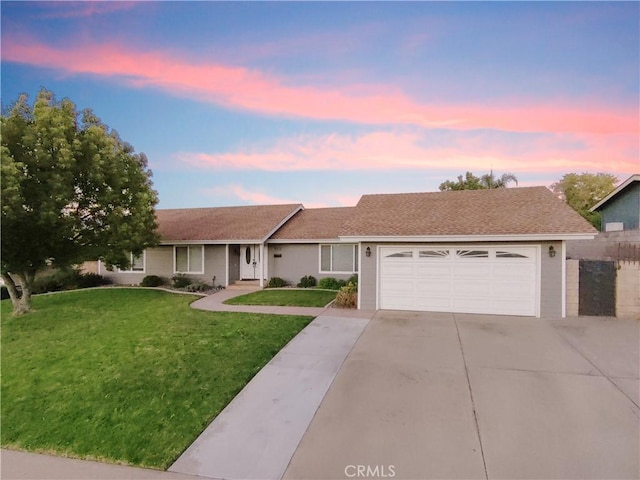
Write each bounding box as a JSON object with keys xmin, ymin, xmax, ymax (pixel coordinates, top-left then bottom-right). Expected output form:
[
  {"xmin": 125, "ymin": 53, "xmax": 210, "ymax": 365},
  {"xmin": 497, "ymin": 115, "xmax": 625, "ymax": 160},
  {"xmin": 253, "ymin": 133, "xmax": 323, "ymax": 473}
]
[
  {"xmin": 360, "ymin": 241, "xmax": 563, "ymax": 317},
  {"xmin": 101, "ymin": 245, "xmax": 226, "ymax": 286},
  {"xmin": 566, "ymin": 259, "xmax": 579, "ymax": 317},
  {"xmin": 267, "ymin": 243, "xmax": 354, "ymax": 286},
  {"xmin": 359, "ymin": 242, "xmax": 377, "ymax": 310},
  {"xmin": 539, "ymin": 241, "xmax": 563, "ymax": 317},
  {"xmin": 616, "ymin": 263, "xmax": 640, "ymax": 320}
]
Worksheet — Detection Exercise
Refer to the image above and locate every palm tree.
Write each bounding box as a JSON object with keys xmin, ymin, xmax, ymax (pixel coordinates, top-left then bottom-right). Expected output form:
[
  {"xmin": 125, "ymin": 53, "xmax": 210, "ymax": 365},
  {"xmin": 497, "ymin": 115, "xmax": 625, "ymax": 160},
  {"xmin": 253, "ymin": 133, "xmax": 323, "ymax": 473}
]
[{"xmin": 480, "ymin": 171, "xmax": 518, "ymax": 189}]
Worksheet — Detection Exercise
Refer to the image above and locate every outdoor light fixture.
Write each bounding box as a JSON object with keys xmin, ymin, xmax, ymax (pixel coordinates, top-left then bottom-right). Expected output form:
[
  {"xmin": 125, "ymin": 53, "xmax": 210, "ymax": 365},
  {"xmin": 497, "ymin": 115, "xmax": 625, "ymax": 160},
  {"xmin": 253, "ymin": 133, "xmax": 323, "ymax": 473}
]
[
  {"xmin": 366, "ymin": 247, "xmax": 371, "ymax": 257},
  {"xmin": 548, "ymin": 246, "xmax": 556, "ymax": 258}
]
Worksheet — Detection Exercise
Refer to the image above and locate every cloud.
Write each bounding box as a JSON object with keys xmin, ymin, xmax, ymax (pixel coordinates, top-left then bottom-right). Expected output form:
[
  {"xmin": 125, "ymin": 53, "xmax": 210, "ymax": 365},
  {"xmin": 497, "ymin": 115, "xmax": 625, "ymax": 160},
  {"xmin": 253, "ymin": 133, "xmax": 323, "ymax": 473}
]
[
  {"xmin": 200, "ymin": 184, "xmax": 357, "ymax": 208},
  {"xmin": 178, "ymin": 130, "xmax": 639, "ymax": 177},
  {"xmin": 2, "ymin": 37, "xmax": 637, "ymax": 135},
  {"xmin": 37, "ymin": 2, "xmax": 139, "ymax": 19}
]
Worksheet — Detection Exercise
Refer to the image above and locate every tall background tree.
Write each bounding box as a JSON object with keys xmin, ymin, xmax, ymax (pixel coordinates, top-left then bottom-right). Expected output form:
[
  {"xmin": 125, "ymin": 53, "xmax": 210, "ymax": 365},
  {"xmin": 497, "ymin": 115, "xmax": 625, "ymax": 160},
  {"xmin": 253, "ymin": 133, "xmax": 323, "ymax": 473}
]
[
  {"xmin": 550, "ymin": 172, "xmax": 618, "ymax": 229},
  {"xmin": 439, "ymin": 171, "xmax": 518, "ymax": 191},
  {"xmin": 1, "ymin": 89, "xmax": 159, "ymax": 315}
]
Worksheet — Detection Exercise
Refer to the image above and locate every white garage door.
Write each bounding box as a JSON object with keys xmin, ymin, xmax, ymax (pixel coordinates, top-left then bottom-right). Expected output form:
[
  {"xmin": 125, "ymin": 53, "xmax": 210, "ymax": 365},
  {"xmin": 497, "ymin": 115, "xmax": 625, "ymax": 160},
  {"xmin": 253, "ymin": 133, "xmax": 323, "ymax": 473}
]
[{"xmin": 379, "ymin": 246, "xmax": 539, "ymax": 316}]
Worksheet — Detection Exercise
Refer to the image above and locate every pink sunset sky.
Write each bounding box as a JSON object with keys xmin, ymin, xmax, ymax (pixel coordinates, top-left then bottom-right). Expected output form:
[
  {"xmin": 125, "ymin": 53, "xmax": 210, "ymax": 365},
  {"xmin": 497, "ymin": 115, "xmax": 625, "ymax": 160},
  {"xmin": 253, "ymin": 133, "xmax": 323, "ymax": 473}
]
[{"xmin": 2, "ymin": 2, "xmax": 638, "ymax": 207}]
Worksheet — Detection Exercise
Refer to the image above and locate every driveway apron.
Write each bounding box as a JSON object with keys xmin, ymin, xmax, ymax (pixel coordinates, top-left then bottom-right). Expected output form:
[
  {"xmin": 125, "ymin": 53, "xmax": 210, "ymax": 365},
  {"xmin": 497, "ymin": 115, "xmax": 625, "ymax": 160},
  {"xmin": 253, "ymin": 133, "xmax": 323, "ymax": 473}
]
[{"xmin": 284, "ymin": 312, "xmax": 640, "ymax": 480}]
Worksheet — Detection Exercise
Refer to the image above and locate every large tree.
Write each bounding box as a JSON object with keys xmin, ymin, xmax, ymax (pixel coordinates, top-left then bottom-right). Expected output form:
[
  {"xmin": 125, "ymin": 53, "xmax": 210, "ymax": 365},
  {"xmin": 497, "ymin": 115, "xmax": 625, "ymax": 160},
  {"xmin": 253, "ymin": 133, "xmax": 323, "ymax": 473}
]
[
  {"xmin": 550, "ymin": 172, "xmax": 618, "ymax": 229},
  {"xmin": 439, "ymin": 171, "xmax": 518, "ymax": 191},
  {"xmin": 1, "ymin": 89, "xmax": 159, "ymax": 315}
]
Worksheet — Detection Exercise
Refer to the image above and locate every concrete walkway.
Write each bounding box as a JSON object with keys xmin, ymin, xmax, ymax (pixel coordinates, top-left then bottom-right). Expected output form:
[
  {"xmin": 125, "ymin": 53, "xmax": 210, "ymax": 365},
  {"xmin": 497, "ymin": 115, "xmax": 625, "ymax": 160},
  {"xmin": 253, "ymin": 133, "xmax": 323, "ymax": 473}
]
[
  {"xmin": 1, "ymin": 449, "xmax": 200, "ymax": 480},
  {"xmin": 189, "ymin": 285, "xmax": 331, "ymax": 317},
  {"xmin": 169, "ymin": 312, "xmax": 373, "ymax": 479}
]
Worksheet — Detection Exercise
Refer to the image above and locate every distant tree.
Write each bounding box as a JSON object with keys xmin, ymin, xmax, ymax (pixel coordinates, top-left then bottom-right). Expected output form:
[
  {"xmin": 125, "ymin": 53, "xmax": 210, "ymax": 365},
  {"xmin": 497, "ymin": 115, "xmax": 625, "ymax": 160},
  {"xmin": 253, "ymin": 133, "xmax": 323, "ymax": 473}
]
[
  {"xmin": 439, "ymin": 171, "xmax": 518, "ymax": 191},
  {"xmin": 1, "ymin": 89, "xmax": 160, "ymax": 315},
  {"xmin": 550, "ymin": 172, "xmax": 618, "ymax": 229}
]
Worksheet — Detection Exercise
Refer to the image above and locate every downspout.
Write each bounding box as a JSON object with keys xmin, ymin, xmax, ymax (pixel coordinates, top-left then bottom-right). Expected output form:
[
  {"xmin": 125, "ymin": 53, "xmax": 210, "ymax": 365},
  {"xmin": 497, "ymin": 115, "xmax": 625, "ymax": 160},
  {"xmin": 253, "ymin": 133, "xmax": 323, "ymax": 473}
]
[
  {"xmin": 357, "ymin": 243, "xmax": 362, "ymax": 309},
  {"xmin": 263, "ymin": 243, "xmax": 269, "ymax": 287},
  {"xmin": 259, "ymin": 243, "xmax": 265, "ymax": 288},
  {"xmin": 561, "ymin": 240, "xmax": 567, "ymax": 318},
  {"xmin": 225, "ymin": 244, "xmax": 229, "ymax": 287}
]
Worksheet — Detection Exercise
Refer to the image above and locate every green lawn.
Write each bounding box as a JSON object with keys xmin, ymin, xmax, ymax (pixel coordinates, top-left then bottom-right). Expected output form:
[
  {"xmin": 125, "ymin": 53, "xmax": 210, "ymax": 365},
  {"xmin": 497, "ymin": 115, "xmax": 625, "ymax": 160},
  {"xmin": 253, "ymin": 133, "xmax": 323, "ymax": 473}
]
[
  {"xmin": 1, "ymin": 289, "xmax": 312, "ymax": 469},
  {"xmin": 224, "ymin": 289, "xmax": 337, "ymax": 307}
]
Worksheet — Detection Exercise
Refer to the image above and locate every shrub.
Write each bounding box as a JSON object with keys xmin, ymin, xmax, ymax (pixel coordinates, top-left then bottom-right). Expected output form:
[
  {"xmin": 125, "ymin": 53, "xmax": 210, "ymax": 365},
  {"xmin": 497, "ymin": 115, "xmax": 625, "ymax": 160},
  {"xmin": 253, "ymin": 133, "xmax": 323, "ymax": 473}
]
[
  {"xmin": 297, "ymin": 275, "xmax": 317, "ymax": 288},
  {"xmin": 171, "ymin": 274, "xmax": 192, "ymax": 289},
  {"xmin": 184, "ymin": 281, "xmax": 209, "ymax": 292},
  {"xmin": 318, "ymin": 277, "xmax": 346, "ymax": 290},
  {"xmin": 348, "ymin": 274, "xmax": 358, "ymax": 286},
  {"xmin": 76, "ymin": 273, "xmax": 111, "ymax": 289},
  {"xmin": 32, "ymin": 268, "xmax": 80, "ymax": 294},
  {"xmin": 267, "ymin": 277, "xmax": 287, "ymax": 288},
  {"xmin": 141, "ymin": 275, "xmax": 165, "ymax": 287},
  {"xmin": 335, "ymin": 282, "xmax": 357, "ymax": 308}
]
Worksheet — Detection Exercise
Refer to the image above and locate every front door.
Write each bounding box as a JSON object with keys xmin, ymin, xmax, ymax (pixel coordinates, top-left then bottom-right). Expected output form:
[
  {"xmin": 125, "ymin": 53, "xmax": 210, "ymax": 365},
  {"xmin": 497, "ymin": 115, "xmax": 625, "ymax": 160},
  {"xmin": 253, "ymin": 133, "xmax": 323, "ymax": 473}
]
[{"xmin": 240, "ymin": 244, "xmax": 261, "ymax": 280}]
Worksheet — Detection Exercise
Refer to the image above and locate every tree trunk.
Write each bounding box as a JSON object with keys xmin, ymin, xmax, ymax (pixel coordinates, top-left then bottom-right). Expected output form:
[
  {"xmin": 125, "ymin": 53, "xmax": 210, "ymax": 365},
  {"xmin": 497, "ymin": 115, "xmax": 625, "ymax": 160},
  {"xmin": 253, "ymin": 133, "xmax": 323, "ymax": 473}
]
[{"xmin": 2, "ymin": 271, "xmax": 34, "ymax": 316}]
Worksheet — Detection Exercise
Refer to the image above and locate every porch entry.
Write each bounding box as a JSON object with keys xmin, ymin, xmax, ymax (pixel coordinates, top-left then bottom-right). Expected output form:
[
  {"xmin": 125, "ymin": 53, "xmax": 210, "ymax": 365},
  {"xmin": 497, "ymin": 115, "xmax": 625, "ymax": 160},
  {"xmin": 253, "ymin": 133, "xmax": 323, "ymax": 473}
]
[{"xmin": 240, "ymin": 244, "xmax": 261, "ymax": 280}]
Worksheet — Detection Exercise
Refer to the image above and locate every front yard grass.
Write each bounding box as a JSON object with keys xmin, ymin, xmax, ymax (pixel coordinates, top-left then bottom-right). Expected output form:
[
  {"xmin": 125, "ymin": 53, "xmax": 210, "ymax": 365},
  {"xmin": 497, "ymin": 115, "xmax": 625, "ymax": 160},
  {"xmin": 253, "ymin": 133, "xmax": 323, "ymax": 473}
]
[
  {"xmin": 223, "ymin": 289, "xmax": 337, "ymax": 307},
  {"xmin": 1, "ymin": 289, "xmax": 313, "ymax": 469}
]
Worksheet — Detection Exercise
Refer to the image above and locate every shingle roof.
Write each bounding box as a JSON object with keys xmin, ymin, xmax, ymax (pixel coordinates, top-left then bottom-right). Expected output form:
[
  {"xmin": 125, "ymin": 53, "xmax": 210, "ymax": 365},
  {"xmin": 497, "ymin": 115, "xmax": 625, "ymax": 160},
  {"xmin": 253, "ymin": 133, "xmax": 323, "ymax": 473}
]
[
  {"xmin": 270, "ymin": 207, "xmax": 356, "ymax": 240},
  {"xmin": 340, "ymin": 187, "xmax": 597, "ymax": 237},
  {"xmin": 156, "ymin": 204, "xmax": 302, "ymax": 242}
]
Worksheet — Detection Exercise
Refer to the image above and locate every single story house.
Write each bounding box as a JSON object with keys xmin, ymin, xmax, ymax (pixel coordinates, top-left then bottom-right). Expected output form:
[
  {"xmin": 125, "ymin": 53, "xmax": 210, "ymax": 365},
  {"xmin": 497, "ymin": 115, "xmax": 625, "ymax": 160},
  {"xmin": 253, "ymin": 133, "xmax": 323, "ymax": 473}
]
[
  {"xmin": 590, "ymin": 174, "xmax": 640, "ymax": 232},
  {"xmin": 100, "ymin": 186, "xmax": 597, "ymax": 318}
]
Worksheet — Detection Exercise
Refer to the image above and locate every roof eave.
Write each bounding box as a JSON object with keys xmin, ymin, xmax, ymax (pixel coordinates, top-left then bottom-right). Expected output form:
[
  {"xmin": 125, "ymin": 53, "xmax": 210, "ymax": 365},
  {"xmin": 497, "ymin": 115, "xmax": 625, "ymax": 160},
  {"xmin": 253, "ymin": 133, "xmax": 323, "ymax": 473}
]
[
  {"xmin": 160, "ymin": 239, "xmax": 265, "ymax": 245},
  {"xmin": 267, "ymin": 238, "xmax": 343, "ymax": 244},
  {"xmin": 338, "ymin": 233, "xmax": 598, "ymax": 242}
]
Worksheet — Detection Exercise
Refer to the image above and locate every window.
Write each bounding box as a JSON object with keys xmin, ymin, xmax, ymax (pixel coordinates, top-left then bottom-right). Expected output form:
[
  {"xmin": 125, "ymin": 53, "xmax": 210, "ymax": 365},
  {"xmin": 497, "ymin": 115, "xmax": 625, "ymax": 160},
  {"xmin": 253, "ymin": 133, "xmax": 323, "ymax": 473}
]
[
  {"xmin": 496, "ymin": 251, "xmax": 529, "ymax": 259},
  {"xmin": 456, "ymin": 250, "xmax": 489, "ymax": 258},
  {"xmin": 119, "ymin": 252, "xmax": 145, "ymax": 272},
  {"xmin": 386, "ymin": 251, "xmax": 413, "ymax": 258},
  {"xmin": 419, "ymin": 250, "xmax": 449, "ymax": 258},
  {"xmin": 175, "ymin": 245, "xmax": 204, "ymax": 273},
  {"xmin": 320, "ymin": 244, "xmax": 358, "ymax": 273}
]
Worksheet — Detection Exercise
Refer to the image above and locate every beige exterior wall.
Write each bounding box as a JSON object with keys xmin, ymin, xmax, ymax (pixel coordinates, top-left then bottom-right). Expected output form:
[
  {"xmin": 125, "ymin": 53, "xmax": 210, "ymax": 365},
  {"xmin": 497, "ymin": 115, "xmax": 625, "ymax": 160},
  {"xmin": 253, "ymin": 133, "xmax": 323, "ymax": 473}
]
[
  {"xmin": 359, "ymin": 242, "xmax": 377, "ymax": 310},
  {"xmin": 101, "ymin": 245, "xmax": 227, "ymax": 286},
  {"xmin": 616, "ymin": 263, "xmax": 640, "ymax": 320},
  {"xmin": 566, "ymin": 259, "xmax": 580, "ymax": 317},
  {"xmin": 267, "ymin": 243, "xmax": 355, "ymax": 286},
  {"xmin": 539, "ymin": 241, "xmax": 563, "ymax": 317}
]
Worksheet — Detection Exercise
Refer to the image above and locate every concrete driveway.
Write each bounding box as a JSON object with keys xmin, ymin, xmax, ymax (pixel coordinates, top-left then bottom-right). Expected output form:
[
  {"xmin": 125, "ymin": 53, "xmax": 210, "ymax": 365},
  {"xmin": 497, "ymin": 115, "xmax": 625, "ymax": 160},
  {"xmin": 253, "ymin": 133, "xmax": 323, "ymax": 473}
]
[{"xmin": 284, "ymin": 312, "xmax": 639, "ymax": 480}]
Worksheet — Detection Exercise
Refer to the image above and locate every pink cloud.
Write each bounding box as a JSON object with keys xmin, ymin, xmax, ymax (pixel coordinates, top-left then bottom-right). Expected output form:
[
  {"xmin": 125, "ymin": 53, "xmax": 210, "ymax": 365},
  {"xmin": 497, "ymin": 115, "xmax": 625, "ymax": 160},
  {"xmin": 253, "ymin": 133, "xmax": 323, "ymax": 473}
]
[
  {"xmin": 179, "ymin": 130, "xmax": 639, "ymax": 178},
  {"xmin": 201, "ymin": 184, "xmax": 357, "ymax": 208},
  {"xmin": 2, "ymin": 37, "xmax": 637, "ymax": 135}
]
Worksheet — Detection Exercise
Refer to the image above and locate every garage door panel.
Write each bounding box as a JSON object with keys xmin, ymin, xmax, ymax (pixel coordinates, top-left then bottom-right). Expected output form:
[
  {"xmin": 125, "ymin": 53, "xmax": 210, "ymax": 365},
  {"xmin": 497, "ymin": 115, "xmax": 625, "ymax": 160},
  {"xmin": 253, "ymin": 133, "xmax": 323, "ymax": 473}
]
[
  {"xmin": 415, "ymin": 296, "xmax": 452, "ymax": 310},
  {"xmin": 415, "ymin": 281, "xmax": 451, "ymax": 295},
  {"xmin": 379, "ymin": 246, "xmax": 539, "ymax": 317},
  {"xmin": 380, "ymin": 263, "xmax": 415, "ymax": 277},
  {"xmin": 415, "ymin": 264, "xmax": 451, "ymax": 278},
  {"xmin": 453, "ymin": 264, "xmax": 491, "ymax": 278},
  {"xmin": 453, "ymin": 279, "xmax": 491, "ymax": 296},
  {"xmin": 493, "ymin": 264, "xmax": 536, "ymax": 278}
]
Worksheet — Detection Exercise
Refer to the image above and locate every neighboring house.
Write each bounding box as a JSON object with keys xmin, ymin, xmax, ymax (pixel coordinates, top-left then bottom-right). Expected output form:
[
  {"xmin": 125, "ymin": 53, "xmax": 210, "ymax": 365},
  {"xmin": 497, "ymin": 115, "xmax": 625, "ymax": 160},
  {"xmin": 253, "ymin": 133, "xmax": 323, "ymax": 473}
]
[
  {"xmin": 100, "ymin": 186, "xmax": 596, "ymax": 318},
  {"xmin": 590, "ymin": 174, "xmax": 640, "ymax": 232}
]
